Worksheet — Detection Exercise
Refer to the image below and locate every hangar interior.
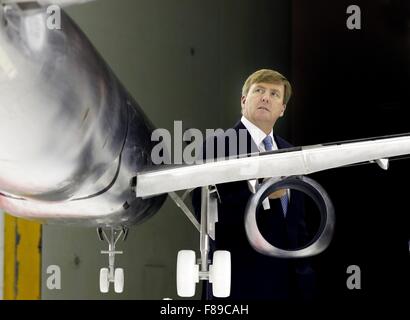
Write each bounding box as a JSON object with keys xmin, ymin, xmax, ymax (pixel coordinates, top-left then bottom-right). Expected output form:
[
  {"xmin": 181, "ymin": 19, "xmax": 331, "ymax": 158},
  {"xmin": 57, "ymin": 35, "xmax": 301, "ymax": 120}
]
[{"xmin": 0, "ymin": 0, "xmax": 408, "ymax": 300}]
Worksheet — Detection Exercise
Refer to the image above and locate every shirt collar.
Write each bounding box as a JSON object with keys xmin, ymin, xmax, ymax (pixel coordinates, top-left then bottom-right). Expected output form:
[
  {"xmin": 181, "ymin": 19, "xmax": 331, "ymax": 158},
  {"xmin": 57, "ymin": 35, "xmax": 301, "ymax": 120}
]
[{"xmin": 241, "ymin": 115, "xmax": 277, "ymax": 152}]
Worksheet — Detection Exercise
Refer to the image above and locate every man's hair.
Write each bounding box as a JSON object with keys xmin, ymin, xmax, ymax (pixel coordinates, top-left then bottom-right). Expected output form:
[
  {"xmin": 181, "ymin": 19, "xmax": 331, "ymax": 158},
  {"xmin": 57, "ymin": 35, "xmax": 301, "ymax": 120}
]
[{"xmin": 241, "ymin": 69, "xmax": 292, "ymax": 104}]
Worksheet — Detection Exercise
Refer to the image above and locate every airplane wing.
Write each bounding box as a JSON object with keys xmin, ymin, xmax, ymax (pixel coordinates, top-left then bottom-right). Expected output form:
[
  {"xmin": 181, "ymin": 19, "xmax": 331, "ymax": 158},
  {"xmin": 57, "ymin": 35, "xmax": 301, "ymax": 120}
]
[
  {"xmin": 135, "ymin": 133, "xmax": 410, "ymax": 197},
  {"xmin": 135, "ymin": 132, "xmax": 410, "ymax": 262}
]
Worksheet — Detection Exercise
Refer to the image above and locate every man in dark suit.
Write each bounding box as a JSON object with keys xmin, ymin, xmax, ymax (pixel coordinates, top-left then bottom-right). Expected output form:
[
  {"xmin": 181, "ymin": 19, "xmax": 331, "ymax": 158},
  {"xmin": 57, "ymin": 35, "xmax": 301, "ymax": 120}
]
[{"xmin": 193, "ymin": 69, "xmax": 316, "ymax": 300}]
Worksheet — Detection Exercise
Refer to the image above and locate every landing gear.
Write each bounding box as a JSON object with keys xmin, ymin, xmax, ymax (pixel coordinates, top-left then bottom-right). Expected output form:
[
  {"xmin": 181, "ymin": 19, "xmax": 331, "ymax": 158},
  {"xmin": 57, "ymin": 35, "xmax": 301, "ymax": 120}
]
[
  {"xmin": 173, "ymin": 186, "xmax": 231, "ymax": 298},
  {"xmin": 97, "ymin": 226, "xmax": 128, "ymax": 293}
]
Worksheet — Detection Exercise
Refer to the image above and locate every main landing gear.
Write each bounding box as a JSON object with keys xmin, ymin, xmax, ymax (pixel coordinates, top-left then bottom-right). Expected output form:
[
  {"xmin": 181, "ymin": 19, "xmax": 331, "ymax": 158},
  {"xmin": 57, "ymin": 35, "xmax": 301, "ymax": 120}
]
[{"xmin": 171, "ymin": 186, "xmax": 231, "ymax": 298}]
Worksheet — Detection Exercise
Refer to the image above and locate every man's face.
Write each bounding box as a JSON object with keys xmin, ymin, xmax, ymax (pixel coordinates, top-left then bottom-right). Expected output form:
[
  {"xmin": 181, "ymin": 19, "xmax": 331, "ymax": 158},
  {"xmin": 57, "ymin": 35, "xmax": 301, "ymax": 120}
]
[{"xmin": 241, "ymin": 82, "xmax": 286, "ymax": 131}]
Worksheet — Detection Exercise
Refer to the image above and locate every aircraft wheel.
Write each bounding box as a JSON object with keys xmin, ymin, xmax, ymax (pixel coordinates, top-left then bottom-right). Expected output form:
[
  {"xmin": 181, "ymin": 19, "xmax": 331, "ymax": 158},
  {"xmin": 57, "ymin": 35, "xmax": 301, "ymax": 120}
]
[
  {"xmin": 209, "ymin": 250, "xmax": 231, "ymax": 298},
  {"xmin": 176, "ymin": 250, "xmax": 199, "ymax": 297},
  {"xmin": 99, "ymin": 268, "xmax": 110, "ymax": 293},
  {"xmin": 114, "ymin": 268, "xmax": 124, "ymax": 293}
]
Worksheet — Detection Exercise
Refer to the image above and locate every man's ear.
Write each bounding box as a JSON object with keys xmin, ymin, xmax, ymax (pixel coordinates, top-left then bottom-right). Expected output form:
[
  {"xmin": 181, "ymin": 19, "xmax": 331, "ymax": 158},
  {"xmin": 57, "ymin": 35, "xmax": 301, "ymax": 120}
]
[
  {"xmin": 280, "ymin": 104, "xmax": 286, "ymax": 117},
  {"xmin": 241, "ymin": 96, "xmax": 246, "ymax": 112},
  {"xmin": 241, "ymin": 95, "xmax": 246, "ymax": 107}
]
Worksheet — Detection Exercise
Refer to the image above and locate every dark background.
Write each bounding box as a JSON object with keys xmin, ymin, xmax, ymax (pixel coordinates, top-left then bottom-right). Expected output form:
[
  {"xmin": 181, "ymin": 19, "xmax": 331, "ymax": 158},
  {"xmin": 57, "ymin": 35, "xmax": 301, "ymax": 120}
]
[{"xmin": 290, "ymin": 0, "xmax": 409, "ymax": 303}]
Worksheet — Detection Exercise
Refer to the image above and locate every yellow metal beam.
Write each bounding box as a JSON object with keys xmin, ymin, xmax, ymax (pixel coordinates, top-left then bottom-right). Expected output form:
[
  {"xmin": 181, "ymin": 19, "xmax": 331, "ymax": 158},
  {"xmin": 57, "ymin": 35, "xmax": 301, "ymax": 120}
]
[{"xmin": 4, "ymin": 214, "xmax": 41, "ymax": 300}]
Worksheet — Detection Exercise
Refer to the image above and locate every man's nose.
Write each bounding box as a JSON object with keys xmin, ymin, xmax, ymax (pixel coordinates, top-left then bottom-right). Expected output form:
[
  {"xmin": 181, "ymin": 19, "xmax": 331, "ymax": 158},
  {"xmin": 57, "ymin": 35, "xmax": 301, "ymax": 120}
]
[{"xmin": 261, "ymin": 92, "xmax": 270, "ymax": 102}]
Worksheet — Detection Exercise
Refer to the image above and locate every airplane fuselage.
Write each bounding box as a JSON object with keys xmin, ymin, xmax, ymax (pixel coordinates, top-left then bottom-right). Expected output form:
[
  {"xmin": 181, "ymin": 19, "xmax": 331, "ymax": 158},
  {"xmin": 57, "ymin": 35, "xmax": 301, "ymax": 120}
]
[{"xmin": 0, "ymin": 5, "xmax": 165, "ymax": 226}]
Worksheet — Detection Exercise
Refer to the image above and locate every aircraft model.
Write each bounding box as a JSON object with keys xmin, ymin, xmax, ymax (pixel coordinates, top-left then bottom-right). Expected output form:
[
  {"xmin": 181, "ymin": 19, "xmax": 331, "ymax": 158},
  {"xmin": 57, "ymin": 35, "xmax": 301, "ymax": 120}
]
[{"xmin": 0, "ymin": 0, "xmax": 409, "ymax": 297}]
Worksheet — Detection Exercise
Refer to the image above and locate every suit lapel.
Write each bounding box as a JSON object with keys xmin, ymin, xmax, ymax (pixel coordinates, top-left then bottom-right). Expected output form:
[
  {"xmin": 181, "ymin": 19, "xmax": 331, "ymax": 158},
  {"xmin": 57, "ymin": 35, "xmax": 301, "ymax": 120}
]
[{"xmin": 273, "ymin": 134, "xmax": 285, "ymax": 150}]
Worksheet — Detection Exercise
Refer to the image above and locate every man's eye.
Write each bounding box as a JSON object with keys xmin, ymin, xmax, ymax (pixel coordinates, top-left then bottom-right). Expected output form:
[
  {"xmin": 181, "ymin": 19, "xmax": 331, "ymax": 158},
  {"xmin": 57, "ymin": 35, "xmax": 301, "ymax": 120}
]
[{"xmin": 271, "ymin": 92, "xmax": 280, "ymax": 97}]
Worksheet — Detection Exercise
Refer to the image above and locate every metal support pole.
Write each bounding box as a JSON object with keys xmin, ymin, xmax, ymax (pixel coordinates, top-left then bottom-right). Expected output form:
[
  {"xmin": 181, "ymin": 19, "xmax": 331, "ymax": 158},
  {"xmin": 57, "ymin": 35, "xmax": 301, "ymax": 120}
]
[{"xmin": 199, "ymin": 186, "xmax": 210, "ymax": 277}]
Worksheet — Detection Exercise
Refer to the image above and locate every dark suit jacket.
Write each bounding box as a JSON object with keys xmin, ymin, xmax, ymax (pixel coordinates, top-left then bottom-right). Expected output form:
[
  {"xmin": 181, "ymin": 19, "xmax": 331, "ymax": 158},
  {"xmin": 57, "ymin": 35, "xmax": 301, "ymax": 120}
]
[{"xmin": 192, "ymin": 121, "xmax": 316, "ymax": 301}]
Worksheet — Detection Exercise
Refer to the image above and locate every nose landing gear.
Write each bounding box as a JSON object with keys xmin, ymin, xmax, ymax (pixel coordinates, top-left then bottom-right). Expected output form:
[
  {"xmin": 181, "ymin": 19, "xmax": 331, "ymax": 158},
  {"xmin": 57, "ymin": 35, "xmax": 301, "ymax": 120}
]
[{"xmin": 97, "ymin": 226, "xmax": 128, "ymax": 293}]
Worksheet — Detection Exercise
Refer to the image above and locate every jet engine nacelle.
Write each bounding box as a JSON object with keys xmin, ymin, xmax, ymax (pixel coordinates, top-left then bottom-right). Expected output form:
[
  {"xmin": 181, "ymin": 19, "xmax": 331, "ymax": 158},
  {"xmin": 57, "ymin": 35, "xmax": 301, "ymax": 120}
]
[{"xmin": 244, "ymin": 176, "xmax": 336, "ymax": 258}]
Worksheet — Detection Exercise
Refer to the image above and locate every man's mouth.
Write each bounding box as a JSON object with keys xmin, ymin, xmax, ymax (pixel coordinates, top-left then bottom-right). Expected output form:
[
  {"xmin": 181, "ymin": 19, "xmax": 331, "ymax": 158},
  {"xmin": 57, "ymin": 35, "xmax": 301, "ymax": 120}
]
[{"xmin": 257, "ymin": 106, "xmax": 270, "ymax": 112}]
